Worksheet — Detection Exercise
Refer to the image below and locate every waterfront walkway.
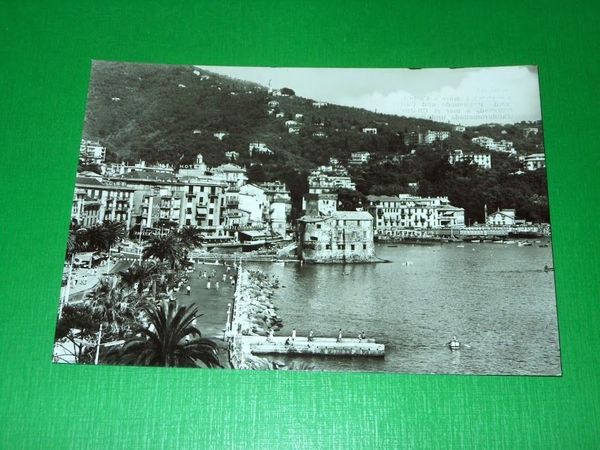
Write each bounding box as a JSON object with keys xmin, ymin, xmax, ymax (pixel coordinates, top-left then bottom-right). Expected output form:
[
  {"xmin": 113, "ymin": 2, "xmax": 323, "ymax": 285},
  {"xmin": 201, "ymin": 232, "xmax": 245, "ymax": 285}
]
[
  {"xmin": 243, "ymin": 335, "xmax": 384, "ymax": 356},
  {"xmin": 227, "ymin": 266, "xmax": 385, "ymax": 369}
]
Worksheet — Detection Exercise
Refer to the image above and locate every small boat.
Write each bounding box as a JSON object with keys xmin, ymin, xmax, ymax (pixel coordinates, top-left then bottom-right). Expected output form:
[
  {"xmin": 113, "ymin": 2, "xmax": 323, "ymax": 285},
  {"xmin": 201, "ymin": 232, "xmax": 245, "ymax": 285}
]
[
  {"xmin": 518, "ymin": 241, "xmax": 533, "ymax": 247},
  {"xmin": 471, "ymin": 239, "xmax": 481, "ymax": 243},
  {"xmin": 387, "ymin": 245, "xmax": 398, "ymax": 247},
  {"xmin": 448, "ymin": 336, "xmax": 461, "ymax": 350},
  {"xmin": 539, "ymin": 244, "xmax": 549, "ymax": 248},
  {"xmin": 456, "ymin": 244, "xmax": 465, "ymax": 248},
  {"xmin": 544, "ymin": 265, "xmax": 554, "ymax": 272}
]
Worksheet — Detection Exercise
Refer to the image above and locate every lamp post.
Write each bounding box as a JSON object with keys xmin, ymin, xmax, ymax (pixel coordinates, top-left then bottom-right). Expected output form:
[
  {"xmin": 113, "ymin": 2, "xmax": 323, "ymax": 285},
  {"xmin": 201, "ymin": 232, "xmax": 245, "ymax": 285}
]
[{"xmin": 94, "ymin": 324, "xmax": 103, "ymax": 365}]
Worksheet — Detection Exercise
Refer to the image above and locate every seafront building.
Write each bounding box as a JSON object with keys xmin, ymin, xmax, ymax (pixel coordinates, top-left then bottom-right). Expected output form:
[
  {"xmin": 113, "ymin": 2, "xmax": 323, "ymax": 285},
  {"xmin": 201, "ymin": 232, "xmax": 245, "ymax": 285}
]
[
  {"xmin": 366, "ymin": 194, "xmax": 465, "ymax": 238},
  {"xmin": 486, "ymin": 209, "xmax": 516, "ymax": 226},
  {"xmin": 72, "ymin": 172, "xmax": 135, "ymax": 228},
  {"xmin": 72, "ymin": 151, "xmax": 290, "ymax": 240},
  {"xmin": 297, "ymin": 192, "xmax": 375, "ymax": 262}
]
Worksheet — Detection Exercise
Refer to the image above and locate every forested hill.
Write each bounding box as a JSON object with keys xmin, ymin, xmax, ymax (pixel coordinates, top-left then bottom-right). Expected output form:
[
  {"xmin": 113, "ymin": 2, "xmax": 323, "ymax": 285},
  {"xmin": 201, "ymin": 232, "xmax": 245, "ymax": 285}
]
[
  {"xmin": 83, "ymin": 61, "xmax": 548, "ymax": 222},
  {"xmin": 83, "ymin": 61, "xmax": 476, "ymax": 168}
]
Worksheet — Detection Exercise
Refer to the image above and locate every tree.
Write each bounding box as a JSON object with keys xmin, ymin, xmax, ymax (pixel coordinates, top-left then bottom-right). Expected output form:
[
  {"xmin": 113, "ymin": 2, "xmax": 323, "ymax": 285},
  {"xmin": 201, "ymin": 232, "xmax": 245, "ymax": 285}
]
[
  {"xmin": 119, "ymin": 261, "xmax": 159, "ymax": 294},
  {"xmin": 102, "ymin": 220, "xmax": 127, "ymax": 251},
  {"xmin": 54, "ymin": 303, "xmax": 101, "ymax": 364},
  {"xmin": 84, "ymin": 278, "xmax": 147, "ymax": 338},
  {"xmin": 142, "ymin": 233, "xmax": 183, "ymax": 269},
  {"xmin": 177, "ymin": 225, "xmax": 203, "ymax": 249},
  {"xmin": 107, "ymin": 301, "xmax": 221, "ymax": 368},
  {"xmin": 80, "ymin": 224, "xmax": 109, "ymax": 253}
]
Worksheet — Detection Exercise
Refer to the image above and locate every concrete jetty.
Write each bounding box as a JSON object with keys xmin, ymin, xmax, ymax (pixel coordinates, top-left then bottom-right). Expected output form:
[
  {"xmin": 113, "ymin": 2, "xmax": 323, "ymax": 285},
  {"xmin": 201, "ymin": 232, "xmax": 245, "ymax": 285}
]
[
  {"xmin": 244, "ymin": 336, "xmax": 385, "ymax": 357},
  {"xmin": 226, "ymin": 266, "xmax": 385, "ymax": 369}
]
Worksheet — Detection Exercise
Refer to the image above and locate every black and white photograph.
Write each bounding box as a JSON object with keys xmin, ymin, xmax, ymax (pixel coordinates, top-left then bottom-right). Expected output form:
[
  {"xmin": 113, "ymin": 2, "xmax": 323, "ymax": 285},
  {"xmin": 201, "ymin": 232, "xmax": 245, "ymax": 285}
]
[{"xmin": 53, "ymin": 61, "xmax": 559, "ymax": 375}]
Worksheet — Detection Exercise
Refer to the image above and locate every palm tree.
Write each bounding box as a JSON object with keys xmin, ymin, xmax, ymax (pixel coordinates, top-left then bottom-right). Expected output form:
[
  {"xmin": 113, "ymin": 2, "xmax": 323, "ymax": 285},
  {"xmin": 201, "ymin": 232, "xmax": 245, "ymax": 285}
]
[
  {"xmin": 142, "ymin": 233, "xmax": 183, "ymax": 269},
  {"xmin": 108, "ymin": 301, "xmax": 221, "ymax": 368},
  {"xmin": 177, "ymin": 225, "xmax": 203, "ymax": 250},
  {"xmin": 102, "ymin": 220, "xmax": 126, "ymax": 251},
  {"xmin": 84, "ymin": 278, "xmax": 148, "ymax": 338},
  {"xmin": 119, "ymin": 261, "xmax": 158, "ymax": 294},
  {"xmin": 81, "ymin": 224, "xmax": 110, "ymax": 253}
]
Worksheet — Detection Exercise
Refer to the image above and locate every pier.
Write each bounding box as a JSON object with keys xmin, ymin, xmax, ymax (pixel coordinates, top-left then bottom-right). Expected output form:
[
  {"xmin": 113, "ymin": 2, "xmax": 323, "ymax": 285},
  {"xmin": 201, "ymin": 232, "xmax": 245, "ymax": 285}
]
[
  {"xmin": 226, "ymin": 266, "xmax": 385, "ymax": 369},
  {"xmin": 243, "ymin": 336, "xmax": 384, "ymax": 357}
]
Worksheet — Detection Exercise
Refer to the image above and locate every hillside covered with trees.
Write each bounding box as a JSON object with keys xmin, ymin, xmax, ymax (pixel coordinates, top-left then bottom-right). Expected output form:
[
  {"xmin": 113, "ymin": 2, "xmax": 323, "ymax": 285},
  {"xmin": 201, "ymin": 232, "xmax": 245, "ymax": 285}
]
[{"xmin": 82, "ymin": 61, "xmax": 548, "ymax": 222}]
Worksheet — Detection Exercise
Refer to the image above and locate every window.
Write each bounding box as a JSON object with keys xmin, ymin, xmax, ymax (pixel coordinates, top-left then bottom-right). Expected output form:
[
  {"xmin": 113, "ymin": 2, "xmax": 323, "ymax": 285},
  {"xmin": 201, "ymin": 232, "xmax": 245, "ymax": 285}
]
[
  {"xmin": 325, "ymin": 244, "xmax": 331, "ymax": 250},
  {"xmin": 186, "ymin": 219, "xmax": 191, "ymax": 225},
  {"xmin": 363, "ymin": 244, "xmax": 367, "ymax": 250},
  {"xmin": 316, "ymin": 224, "xmax": 321, "ymax": 229},
  {"xmin": 186, "ymin": 208, "xmax": 192, "ymax": 214},
  {"xmin": 350, "ymin": 244, "xmax": 355, "ymax": 250}
]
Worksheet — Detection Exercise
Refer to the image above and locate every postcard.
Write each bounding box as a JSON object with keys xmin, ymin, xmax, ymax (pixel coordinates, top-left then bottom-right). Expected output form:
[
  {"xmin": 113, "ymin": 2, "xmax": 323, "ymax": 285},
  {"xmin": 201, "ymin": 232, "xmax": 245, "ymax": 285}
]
[{"xmin": 53, "ymin": 61, "xmax": 560, "ymax": 375}]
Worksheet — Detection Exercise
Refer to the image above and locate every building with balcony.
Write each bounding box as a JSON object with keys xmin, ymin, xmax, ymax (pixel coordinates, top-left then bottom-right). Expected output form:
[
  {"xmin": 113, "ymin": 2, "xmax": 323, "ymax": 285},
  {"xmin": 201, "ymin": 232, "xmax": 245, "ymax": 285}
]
[
  {"xmin": 79, "ymin": 140, "xmax": 106, "ymax": 165},
  {"xmin": 72, "ymin": 174, "xmax": 135, "ymax": 227},
  {"xmin": 366, "ymin": 194, "xmax": 465, "ymax": 238}
]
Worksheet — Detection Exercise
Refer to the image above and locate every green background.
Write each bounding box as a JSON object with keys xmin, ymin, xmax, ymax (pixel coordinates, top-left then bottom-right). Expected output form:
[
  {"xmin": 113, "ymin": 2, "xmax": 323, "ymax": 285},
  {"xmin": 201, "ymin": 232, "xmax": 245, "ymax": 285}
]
[{"xmin": 0, "ymin": 1, "xmax": 598, "ymax": 448}]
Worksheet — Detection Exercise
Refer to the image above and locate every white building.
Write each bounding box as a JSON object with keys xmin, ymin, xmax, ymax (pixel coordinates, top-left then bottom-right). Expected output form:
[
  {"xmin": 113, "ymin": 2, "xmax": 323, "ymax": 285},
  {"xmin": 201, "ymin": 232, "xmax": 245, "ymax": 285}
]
[
  {"xmin": 213, "ymin": 131, "xmax": 229, "ymax": 141},
  {"xmin": 349, "ymin": 151, "xmax": 371, "ymax": 165},
  {"xmin": 288, "ymin": 126, "xmax": 301, "ymax": 135},
  {"xmin": 295, "ymin": 113, "xmax": 304, "ymax": 120},
  {"xmin": 213, "ymin": 163, "xmax": 248, "ymax": 189},
  {"xmin": 312, "ymin": 101, "xmax": 328, "ymax": 108},
  {"xmin": 448, "ymin": 149, "xmax": 492, "ymax": 169},
  {"xmin": 486, "ymin": 209, "xmax": 516, "ymax": 226},
  {"xmin": 79, "ymin": 140, "xmax": 106, "ymax": 165},
  {"xmin": 523, "ymin": 153, "xmax": 546, "ymax": 171},
  {"xmin": 178, "ymin": 154, "xmax": 208, "ymax": 178},
  {"xmin": 267, "ymin": 100, "xmax": 279, "ymax": 108},
  {"xmin": 472, "ymin": 136, "xmax": 515, "ymax": 154},
  {"xmin": 312, "ymin": 131, "xmax": 327, "ymax": 138},
  {"xmin": 523, "ymin": 127, "xmax": 539, "ymax": 137},
  {"xmin": 285, "ymin": 120, "xmax": 298, "ymax": 127},
  {"xmin": 248, "ymin": 143, "xmax": 273, "ymax": 156},
  {"xmin": 224, "ymin": 150, "xmax": 239, "ymax": 161},
  {"xmin": 366, "ymin": 194, "xmax": 465, "ymax": 237},
  {"xmin": 275, "ymin": 112, "xmax": 285, "ymax": 118},
  {"xmin": 308, "ymin": 164, "xmax": 355, "ymax": 194},
  {"xmin": 454, "ymin": 125, "xmax": 466, "ymax": 132},
  {"xmin": 424, "ymin": 130, "xmax": 450, "ymax": 144},
  {"xmin": 362, "ymin": 127, "xmax": 378, "ymax": 135}
]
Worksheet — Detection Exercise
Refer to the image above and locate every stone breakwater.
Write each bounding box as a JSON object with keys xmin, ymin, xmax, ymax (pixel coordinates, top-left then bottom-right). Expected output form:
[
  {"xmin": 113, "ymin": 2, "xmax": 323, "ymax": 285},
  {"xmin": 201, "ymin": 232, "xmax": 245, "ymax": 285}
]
[{"xmin": 229, "ymin": 267, "xmax": 282, "ymax": 370}]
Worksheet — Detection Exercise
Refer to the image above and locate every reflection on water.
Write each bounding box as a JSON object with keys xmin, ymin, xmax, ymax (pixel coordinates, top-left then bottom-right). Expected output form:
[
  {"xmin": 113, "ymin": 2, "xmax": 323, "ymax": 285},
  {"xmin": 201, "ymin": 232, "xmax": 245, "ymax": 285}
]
[{"xmin": 246, "ymin": 243, "xmax": 561, "ymax": 375}]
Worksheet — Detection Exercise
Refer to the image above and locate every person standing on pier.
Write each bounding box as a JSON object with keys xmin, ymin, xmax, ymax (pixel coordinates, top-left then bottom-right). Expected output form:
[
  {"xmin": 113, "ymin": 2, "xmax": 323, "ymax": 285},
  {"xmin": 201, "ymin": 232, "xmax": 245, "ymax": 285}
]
[
  {"xmin": 308, "ymin": 329, "xmax": 314, "ymax": 342},
  {"xmin": 291, "ymin": 329, "xmax": 296, "ymax": 342},
  {"xmin": 337, "ymin": 329, "xmax": 343, "ymax": 343},
  {"xmin": 186, "ymin": 285, "xmax": 191, "ymax": 295},
  {"xmin": 267, "ymin": 328, "xmax": 274, "ymax": 341}
]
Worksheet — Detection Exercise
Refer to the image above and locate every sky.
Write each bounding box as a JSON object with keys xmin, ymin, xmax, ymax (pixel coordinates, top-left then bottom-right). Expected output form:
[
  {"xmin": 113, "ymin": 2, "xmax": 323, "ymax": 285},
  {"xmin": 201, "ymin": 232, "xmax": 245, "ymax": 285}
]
[{"xmin": 197, "ymin": 65, "xmax": 542, "ymax": 126}]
